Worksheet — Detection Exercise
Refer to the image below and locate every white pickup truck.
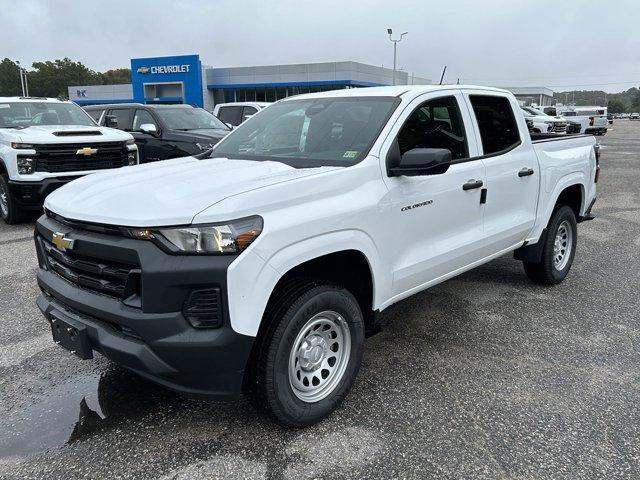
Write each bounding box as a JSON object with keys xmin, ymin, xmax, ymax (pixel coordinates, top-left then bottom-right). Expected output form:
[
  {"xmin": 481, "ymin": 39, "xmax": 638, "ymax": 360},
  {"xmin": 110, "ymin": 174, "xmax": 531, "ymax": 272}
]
[
  {"xmin": 34, "ymin": 85, "xmax": 598, "ymax": 426},
  {"xmin": 0, "ymin": 97, "xmax": 138, "ymax": 224}
]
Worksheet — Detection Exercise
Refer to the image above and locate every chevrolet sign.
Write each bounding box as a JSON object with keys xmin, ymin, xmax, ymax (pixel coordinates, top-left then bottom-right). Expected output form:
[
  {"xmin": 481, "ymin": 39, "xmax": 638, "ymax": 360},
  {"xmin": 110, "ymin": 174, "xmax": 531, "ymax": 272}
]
[{"xmin": 137, "ymin": 65, "xmax": 190, "ymax": 75}]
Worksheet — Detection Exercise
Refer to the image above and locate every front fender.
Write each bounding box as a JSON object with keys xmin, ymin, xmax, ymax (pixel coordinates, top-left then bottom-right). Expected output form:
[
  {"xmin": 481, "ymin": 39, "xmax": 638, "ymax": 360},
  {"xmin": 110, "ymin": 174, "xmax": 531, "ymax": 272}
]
[{"xmin": 226, "ymin": 230, "xmax": 383, "ymax": 337}]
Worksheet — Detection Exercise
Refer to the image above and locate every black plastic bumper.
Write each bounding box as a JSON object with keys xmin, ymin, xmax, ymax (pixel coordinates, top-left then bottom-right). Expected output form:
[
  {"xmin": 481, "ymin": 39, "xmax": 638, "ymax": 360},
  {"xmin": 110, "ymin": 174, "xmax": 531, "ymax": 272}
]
[
  {"xmin": 8, "ymin": 177, "xmax": 80, "ymax": 210},
  {"xmin": 34, "ymin": 214, "xmax": 255, "ymax": 399}
]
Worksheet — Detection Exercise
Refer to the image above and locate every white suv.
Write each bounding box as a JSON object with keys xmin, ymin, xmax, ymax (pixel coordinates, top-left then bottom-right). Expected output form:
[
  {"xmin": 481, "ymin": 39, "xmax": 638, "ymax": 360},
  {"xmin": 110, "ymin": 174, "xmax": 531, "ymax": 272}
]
[{"xmin": 0, "ymin": 97, "xmax": 138, "ymax": 224}]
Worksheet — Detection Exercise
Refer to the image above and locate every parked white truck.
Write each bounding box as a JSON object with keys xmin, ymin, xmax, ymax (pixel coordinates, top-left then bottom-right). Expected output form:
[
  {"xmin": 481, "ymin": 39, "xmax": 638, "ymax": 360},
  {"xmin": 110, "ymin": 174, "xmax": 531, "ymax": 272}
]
[
  {"xmin": 556, "ymin": 106, "xmax": 608, "ymax": 135},
  {"xmin": 34, "ymin": 86, "xmax": 598, "ymax": 426},
  {"xmin": 0, "ymin": 97, "xmax": 138, "ymax": 224}
]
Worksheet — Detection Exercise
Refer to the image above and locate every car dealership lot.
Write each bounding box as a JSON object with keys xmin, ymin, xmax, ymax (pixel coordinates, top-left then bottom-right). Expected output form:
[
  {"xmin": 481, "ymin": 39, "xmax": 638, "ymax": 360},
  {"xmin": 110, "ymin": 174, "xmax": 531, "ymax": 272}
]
[{"xmin": 0, "ymin": 122, "xmax": 638, "ymax": 479}]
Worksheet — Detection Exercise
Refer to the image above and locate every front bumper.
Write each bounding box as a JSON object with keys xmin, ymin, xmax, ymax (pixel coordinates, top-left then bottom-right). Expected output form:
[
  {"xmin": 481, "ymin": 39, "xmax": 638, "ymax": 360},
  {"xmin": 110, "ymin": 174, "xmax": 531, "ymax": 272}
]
[
  {"xmin": 34, "ymin": 214, "xmax": 255, "ymax": 398},
  {"xmin": 9, "ymin": 177, "xmax": 80, "ymax": 210}
]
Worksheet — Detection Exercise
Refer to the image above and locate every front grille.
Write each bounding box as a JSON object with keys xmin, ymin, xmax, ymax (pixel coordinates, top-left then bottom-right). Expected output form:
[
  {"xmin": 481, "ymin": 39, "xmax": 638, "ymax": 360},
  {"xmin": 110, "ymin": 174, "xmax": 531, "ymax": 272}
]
[
  {"xmin": 41, "ymin": 236, "xmax": 139, "ymax": 300},
  {"xmin": 553, "ymin": 122, "xmax": 567, "ymax": 133},
  {"xmin": 34, "ymin": 141, "xmax": 129, "ymax": 173}
]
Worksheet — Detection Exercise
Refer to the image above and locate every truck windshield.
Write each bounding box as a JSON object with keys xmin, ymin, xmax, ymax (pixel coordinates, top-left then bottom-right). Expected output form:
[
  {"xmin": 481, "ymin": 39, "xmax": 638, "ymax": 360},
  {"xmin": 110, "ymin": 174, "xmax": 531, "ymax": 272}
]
[
  {"xmin": 209, "ymin": 97, "xmax": 400, "ymax": 167},
  {"xmin": 0, "ymin": 102, "xmax": 95, "ymax": 128},
  {"xmin": 154, "ymin": 108, "xmax": 230, "ymax": 131}
]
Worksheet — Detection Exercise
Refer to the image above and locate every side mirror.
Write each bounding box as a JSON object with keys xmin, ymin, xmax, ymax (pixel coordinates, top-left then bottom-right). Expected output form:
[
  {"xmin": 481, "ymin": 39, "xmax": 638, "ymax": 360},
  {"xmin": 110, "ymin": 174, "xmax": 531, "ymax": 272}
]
[
  {"xmin": 388, "ymin": 146, "xmax": 452, "ymax": 177},
  {"xmin": 104, "ymin": 115, "xmax": 118, "ymax": 128},
  {"xmin": 139, "ymin": 124, "xmax": 157, "ymax": 135}
]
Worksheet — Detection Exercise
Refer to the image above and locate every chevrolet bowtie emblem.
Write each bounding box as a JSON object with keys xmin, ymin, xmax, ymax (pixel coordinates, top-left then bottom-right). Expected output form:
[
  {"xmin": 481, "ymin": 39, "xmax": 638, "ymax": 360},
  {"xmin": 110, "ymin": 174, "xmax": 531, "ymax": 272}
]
[
  {"xmin": 52, "ymin": 232, "xmax": 75, "ymax": 251},
  {"xmin": 76, "ymin": 147, "xmax": 98, "ymax": 156}
]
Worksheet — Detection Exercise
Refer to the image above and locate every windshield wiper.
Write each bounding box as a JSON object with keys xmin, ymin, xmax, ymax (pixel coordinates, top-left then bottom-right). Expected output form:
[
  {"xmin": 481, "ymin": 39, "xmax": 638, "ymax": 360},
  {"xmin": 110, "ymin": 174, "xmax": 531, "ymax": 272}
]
[{"xmin": 0, "ymin": 125, "xmax": 26, "ymax": 129}]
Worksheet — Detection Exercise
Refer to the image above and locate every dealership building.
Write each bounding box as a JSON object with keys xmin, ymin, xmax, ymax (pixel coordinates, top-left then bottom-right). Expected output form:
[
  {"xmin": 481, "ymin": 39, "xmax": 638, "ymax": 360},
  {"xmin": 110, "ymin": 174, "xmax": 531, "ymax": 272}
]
[{"xmin": 69, "ymin": 54, "xmax": 432, "ymax": 110}]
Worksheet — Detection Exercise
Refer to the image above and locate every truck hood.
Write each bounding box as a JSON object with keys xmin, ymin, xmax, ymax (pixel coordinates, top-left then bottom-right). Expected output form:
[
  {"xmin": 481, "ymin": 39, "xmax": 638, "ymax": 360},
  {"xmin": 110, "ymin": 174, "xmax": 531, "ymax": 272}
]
[
  {"xmin": 45, "ymin": 156, "xmax": 338, "ymax": 226},
  {"xmin": 9, "ymin": 124, "xmax": 132, "ymax": 143}
]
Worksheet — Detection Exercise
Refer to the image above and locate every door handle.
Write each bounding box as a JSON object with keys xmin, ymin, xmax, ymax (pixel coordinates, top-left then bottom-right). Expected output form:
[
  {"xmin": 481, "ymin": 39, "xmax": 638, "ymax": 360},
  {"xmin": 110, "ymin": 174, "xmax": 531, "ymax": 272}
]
[
  {"xmin": 462, "ymin": 179, "xmax": 484, "ymax": 191},
  {"xmin": 518, "ymin": 167, "xmax": 535, "ymax": 177}
]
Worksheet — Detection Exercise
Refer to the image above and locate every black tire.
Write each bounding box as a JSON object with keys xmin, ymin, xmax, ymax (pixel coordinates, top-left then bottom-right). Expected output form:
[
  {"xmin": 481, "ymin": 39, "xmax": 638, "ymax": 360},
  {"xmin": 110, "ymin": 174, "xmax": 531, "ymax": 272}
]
[
  {"xmin": 523, "ymin": 205, "xmax": 577, "ymax": 285},
  {"xmin": 0, "ymin": 174, "xmax": 24, "ymax": 225},
  {"xmin": 248, "ymin": 281, "xmax": 365, "ymax": 427}
]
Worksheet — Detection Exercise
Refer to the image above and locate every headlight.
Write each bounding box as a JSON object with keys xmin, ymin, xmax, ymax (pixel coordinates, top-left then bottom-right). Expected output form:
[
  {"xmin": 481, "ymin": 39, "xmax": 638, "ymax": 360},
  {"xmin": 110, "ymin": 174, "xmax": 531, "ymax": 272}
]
[
  {"xmin": 17, "ymin": 157, "xmax": 35, "ymax": 174},
  {"xmin": 195, "ymin": 142, "xmax": 216, "ymax": 151},
  {"xmin": 126, "ymin": 138, "xmax": 136, "ymax": 145},
  {"xmin": 127, "ymin": 151, "xmax": 137, "ymax": 165},
  {"xmin": 130, "ymin": 216, "xmax": 263, "ymax": 254}
]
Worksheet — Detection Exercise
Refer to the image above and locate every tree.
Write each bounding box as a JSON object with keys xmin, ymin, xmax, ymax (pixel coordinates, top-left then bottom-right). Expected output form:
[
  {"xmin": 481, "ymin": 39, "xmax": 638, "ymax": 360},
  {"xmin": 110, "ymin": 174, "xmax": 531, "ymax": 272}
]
[
  {"xmin": 0, "ymin": 58, "xmax": 22, "ymax": 96},
  {"xmin": 29, "ymin": 58, "xmax": 100, "ymax": 98},
  {"xmin": 98, "ymin": 68, "xmax": 131, "ymax": 85},
  {"xmin": 607, "ymin": 98, "xmax": 625, "ymax": 114}
]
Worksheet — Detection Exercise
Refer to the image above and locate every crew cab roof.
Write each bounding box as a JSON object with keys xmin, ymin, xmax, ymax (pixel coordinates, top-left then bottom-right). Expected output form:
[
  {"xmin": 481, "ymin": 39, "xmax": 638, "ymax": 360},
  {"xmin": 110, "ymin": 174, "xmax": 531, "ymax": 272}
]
[
  {"xmin": 84, "ymin": 103, "xmax": 197, "ymax": 110},
  {"xmin": 0, "ymin": 96, "xmax": 71, "ymax": 103},
  {"xmin": 281, "ymin": 84, "xmax": 512, "ymax": 101}
]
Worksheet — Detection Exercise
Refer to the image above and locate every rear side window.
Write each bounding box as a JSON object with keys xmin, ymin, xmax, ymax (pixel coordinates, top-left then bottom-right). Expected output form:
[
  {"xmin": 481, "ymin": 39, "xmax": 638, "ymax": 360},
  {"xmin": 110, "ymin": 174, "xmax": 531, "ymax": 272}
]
[
  {"xmin": 107, "ymin": 109, "xmax": 133, "ymax": 130},
  {"xmin": 397, "ymin": 96, "xmax": 468, "ymax": 160},
  {"xmin": 469, "ymin": 95, "xmax": 520, "ymax": 155},
  {"xmin": 86, "ymin": 109, "xmax": 104, "ymax": 122},
  {"xmin": 217, "ymin": 106, "xmax": 243, "ymax": 126},
  {"xmin": 242, "ymin": 106, "xmax": 258, "ymax": 122}
]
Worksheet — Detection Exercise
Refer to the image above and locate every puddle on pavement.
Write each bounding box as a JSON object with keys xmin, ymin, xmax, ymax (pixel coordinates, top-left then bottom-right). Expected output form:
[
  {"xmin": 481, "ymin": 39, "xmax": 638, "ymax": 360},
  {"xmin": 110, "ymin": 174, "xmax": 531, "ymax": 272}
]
[{"xmin": 0, "ymin": 366, "xmax": 182, "ymax": 458}]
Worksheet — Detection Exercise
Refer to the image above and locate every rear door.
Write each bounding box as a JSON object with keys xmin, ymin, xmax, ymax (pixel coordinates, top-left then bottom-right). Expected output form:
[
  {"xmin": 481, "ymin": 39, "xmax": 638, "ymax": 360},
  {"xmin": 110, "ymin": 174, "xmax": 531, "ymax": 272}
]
[
  {"xmin": 464, "ymin": 92, "xmax": 539, "ymax": 252},
  {"xmin": 380, "ymin": 91, "xmax": 487, "ymax": 296}
]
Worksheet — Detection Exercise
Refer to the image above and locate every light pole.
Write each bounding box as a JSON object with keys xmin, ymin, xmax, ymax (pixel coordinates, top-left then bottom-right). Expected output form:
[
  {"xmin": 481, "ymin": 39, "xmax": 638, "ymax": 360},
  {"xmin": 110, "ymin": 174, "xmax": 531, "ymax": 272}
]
[
  {"xmin": 387, "ymin": 28, "xmax": 408, "ymax": 86},
  {"xmin": 16, "ymin": 61, "xmax": 29, "ymax": 97}
]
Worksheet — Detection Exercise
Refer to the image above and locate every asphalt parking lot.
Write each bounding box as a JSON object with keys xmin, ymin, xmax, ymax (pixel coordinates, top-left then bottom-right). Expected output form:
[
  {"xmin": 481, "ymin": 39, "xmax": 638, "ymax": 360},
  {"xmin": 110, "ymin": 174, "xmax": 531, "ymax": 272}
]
[{"xmin": 0, "ymin": 120, "xmax": 638, "ymax": 480}]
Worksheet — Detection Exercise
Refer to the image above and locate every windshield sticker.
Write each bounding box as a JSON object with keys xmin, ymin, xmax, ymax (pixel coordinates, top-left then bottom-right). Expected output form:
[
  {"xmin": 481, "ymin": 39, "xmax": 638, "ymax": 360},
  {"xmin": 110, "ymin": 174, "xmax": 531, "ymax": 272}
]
[
  {"xmin": 0, "ymin": 104, "xmax": 9, "ymax": 109},
  {"xmin": 343, "ymin": 150, "xmax": 358, "ymax": 158}
]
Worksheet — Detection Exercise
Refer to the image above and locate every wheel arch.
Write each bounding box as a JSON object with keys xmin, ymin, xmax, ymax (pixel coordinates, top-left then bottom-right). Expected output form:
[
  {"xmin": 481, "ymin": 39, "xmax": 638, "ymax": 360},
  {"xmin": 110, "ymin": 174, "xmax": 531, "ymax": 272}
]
[{"xmin": 227, "ymin": 231, "xmax": 383, "ymax": 338}]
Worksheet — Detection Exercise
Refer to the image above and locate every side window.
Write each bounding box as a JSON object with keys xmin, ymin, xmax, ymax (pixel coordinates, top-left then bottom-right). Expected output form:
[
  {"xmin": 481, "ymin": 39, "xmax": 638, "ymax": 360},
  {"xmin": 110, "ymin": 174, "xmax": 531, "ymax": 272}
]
[
  {"xmin": 107, "ymin": 109, "xmax": 133, "ymax": 130},
  {"xmin": 469, "ymin": 95, "xmax": 520, "ymax": 155},
  {"xmin": 397, "ymin": 96, "xmax": 469, "ymax": 160},
  {"xmin": 86, "ymin": 109, "xmax": 104, "ymax": 122},
  {"xmin": 132, "ymin": 109, "xmax": 157, "ymax": 131},
  {"xmin": 242, "ymin": 106, "xmax": 258, "ymax": 122},
  {"xmin": 217, "ymin": 106, "xmax": 243, "ymax": 126}
]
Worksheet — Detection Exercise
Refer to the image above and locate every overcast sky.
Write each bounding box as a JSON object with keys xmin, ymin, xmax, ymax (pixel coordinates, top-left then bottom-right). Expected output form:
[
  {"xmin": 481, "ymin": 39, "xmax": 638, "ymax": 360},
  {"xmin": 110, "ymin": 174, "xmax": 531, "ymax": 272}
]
[{"xmin": 2, "ymin": 0, "xmax": 639, "ymax": 93}]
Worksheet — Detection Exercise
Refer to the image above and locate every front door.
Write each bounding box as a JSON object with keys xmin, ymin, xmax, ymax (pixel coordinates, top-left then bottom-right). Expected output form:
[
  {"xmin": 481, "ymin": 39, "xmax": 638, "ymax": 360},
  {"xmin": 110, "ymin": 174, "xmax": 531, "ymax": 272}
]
[{"xmin": 380, "ymin": 92, "xmax": 487, "ymax": 298}]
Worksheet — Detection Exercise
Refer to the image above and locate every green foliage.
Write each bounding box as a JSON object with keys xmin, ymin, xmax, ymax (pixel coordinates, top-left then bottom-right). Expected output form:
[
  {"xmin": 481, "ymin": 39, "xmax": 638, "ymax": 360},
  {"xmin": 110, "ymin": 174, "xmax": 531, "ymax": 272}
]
[
  {"xmin": 553, "ymin": 87, "xmax": 640, "ymax": 113},
  {"xmin": 0, "ymin": 58, "xmax": 23, "ymax": 96},
  {"xmin": 0, "ymin": 57, "xmax": 131, "ymax": 98},
  {"xmin": 607, "ymin": 98, "xmax": 625, "ymax": 114}
]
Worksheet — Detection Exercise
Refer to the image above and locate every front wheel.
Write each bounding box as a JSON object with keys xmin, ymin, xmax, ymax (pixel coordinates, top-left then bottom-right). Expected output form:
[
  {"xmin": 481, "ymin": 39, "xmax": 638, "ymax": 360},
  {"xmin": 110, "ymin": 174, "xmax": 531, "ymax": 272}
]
[
  {"xmin": 0, "ymin": 175, "xmax": 24, "ymax": 225},
  {"xmin": 248, "ymin": 282, "xmax": 364, "ymax": 427},
  {"xmin": 523, "ymin": 205, "xmax": 577, "ymax": 285}
]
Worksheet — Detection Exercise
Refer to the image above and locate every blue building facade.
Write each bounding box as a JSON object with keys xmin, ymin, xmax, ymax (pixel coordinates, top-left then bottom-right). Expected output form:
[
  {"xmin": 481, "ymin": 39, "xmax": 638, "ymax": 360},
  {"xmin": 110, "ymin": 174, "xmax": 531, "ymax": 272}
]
[{"xmin": 68, "ymin": 55, "xmax": 431, "ymax": 109}]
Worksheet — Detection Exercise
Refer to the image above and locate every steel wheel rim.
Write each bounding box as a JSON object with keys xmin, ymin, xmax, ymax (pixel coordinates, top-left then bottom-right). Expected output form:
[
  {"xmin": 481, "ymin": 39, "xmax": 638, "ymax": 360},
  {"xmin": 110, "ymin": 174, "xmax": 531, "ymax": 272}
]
[
  {"xmin": 553, "ymin": 220, "xmax": 573, "ymax": 270},
  {"xmin": 288, "ymin": 310, "xmax": 351, "ymax": 403},
  {"xmin": 0, "ymin": 182, "xmax": 8, "ymax": 217}
]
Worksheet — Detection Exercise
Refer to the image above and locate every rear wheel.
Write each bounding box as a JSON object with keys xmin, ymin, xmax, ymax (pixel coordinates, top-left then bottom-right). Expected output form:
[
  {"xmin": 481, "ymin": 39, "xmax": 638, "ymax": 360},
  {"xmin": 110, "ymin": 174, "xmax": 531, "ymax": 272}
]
[
  {"xmin": 0, "ymin": 175, "xmax": 23, "ymax": 225},
  {"xmin": 523, "ymin": 205, "xmax": 577, "ymax": 285},
  {"xmin": 248, "ymin": 281, "xmax": 364, "ymax": 427}
]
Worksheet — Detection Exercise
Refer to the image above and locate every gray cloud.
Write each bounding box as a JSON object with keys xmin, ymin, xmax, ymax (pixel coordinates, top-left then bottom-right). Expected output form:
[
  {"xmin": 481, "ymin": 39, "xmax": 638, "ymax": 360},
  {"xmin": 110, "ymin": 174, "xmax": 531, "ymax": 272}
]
[{"xmin": 1, "ymin": 0, "xmax": 639, "ymax": 92}]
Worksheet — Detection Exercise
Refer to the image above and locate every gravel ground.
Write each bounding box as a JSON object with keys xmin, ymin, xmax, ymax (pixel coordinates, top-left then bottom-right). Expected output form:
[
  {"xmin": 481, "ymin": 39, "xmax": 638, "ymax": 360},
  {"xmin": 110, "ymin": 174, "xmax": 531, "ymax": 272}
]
[{"xmin": 0, "ymin": 120, "xmax": 638, "ymax": 480}]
